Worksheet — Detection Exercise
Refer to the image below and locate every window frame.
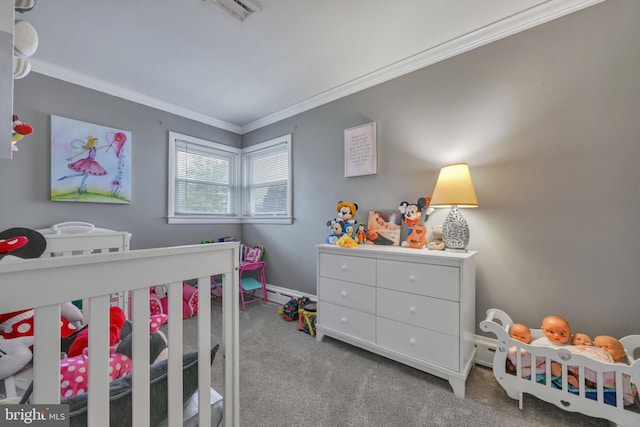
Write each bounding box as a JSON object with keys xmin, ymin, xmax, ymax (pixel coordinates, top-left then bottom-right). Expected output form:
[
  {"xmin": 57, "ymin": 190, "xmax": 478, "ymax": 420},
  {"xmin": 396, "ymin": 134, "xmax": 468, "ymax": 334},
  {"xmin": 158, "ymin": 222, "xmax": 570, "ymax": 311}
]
[
  {"xmin": 168, "ymin": 132, "xmax": 241, "ymax": 224},
  {"xmin": 167, "ymin": 132, "xmax": 292, "ymax": 225},
  {"xmin": 242, "ymin": 134, "xmax": 292, "ymax": 225}
]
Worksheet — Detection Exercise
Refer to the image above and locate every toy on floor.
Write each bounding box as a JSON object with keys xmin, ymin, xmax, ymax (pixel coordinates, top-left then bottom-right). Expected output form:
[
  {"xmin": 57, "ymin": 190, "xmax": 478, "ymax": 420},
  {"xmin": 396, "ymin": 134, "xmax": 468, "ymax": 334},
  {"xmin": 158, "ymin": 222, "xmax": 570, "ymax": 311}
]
[
  {"xmin": 298, "ymin": 299, "xmax": 317, "ymax": 336},
  {"xmin": 279, "ymin": 298, "xmax": 299, "ymax": 321}
]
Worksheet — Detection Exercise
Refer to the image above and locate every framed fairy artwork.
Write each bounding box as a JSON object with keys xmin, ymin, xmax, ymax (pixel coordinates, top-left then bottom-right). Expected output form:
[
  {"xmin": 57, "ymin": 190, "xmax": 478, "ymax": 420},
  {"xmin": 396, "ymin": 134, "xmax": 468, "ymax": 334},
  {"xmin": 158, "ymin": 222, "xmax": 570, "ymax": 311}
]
[{"xmin": 50, "ymin": 115, "xmax": 131, "ymax": 204}]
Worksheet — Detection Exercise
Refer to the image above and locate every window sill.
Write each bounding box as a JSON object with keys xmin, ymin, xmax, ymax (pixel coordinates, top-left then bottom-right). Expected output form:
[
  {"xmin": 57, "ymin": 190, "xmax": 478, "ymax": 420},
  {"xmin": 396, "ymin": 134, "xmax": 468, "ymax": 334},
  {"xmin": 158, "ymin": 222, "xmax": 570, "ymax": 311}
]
[{"xmin": 167, "ymin": 216, "xmax": 292, "ymax": 225}]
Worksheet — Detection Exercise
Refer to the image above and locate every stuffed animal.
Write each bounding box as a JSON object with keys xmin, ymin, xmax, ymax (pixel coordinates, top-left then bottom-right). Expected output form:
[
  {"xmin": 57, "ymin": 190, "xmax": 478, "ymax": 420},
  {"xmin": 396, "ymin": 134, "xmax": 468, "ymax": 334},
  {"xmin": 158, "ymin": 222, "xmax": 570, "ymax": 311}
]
[
  {"xmin": 427, "ymin": 225, "xmax": 445, "ymax": 250},
  {"xmin": 325, "ymin": 219, "xmax": 344, "ymax": 245},
  {"xmin": 0, "ymin": 336, "xmax": 33, "ymax": 381},
  {"xmin": 11, "ymin": 115, "xmax": 34, "ymax": 152},
  {"xmin": 355, "ymin": 222, "xmax": 367, "ymax": 245},
  {"xmin": 327, "ymin": 201, "xmax": 358, "ymax": 229},
  {"xmin": 399, "ymin": 197, "xmax": 433, "ymax": 248},
  {"xmin": 149, "ymin": 283, "xmax": 199, "ymax": 319},
  {"xmin": 66, "ymin": 306, "xmax": 126, "ymax": 357},
  {"xmin": 336, "ymin": 234, "xmax": 358, "ymax": 248}
]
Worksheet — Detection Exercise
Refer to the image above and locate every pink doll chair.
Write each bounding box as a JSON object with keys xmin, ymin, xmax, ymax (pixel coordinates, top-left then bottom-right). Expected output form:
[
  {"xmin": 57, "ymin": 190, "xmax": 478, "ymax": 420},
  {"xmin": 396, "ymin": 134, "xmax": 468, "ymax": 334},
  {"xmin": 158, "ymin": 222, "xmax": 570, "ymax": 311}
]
[{"xmin": 210, "ymin": 244, "xmax": 267, "ymax": 310}]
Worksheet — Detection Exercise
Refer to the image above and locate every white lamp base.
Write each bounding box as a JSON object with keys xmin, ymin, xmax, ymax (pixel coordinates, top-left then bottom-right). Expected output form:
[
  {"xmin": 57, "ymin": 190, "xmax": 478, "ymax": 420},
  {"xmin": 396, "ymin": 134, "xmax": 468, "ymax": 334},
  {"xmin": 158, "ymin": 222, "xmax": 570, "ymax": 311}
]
[{"xmin": 442, "ymin": 205, "xmax": 470, "ymax": 252}]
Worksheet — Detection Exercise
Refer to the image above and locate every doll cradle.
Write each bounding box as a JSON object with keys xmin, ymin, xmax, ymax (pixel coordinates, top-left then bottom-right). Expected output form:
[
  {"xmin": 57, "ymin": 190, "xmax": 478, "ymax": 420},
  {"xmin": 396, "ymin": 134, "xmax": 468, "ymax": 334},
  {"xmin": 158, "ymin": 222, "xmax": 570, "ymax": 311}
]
[{"xmin": 480, "ymin": 308, "xmax": 640, "ymax": 427}]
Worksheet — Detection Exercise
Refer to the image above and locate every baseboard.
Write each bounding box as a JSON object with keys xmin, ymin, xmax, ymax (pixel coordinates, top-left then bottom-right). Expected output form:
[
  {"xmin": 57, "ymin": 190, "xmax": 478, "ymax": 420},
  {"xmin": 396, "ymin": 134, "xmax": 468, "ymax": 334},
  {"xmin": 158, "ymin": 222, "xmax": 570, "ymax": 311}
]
[
  {"xmin": 474, "ymin": 334, "xmax": 497, "ymax": 368},
  {"xmin": 257, "ymin": 283, "xmax": 317, "ymax": 306},
  {"xmin": 260, "ymin": 283, "xmax": 496, "ymax": 367}
]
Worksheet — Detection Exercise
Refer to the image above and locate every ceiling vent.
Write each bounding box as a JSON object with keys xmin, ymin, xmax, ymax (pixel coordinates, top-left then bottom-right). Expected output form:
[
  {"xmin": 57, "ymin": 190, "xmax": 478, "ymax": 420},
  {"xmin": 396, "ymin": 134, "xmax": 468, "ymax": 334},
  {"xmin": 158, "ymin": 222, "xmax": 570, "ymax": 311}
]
[{"xmin": 211, "ymin": 0, "xmax": 261, "ymax": 22}]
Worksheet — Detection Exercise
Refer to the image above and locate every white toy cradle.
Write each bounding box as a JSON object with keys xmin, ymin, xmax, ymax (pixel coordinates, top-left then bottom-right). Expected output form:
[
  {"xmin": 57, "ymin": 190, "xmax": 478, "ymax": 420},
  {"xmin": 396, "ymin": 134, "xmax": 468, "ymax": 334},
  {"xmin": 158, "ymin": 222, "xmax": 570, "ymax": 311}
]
[
  {"xmin": 480, "ymin": 308, "xmax": 640, "ymax": 427},
  {"xmin": 0, "ymin": 223, "xmax": 241, "ymax": 426}
]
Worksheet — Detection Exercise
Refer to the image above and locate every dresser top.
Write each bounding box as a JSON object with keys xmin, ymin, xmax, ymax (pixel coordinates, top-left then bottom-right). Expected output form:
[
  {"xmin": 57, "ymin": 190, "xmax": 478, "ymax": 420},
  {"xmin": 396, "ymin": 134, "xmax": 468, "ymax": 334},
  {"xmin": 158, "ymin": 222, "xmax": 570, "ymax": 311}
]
[{"xmin": 317, "ymin": 243, "xmax": 477, "ymax": 260}]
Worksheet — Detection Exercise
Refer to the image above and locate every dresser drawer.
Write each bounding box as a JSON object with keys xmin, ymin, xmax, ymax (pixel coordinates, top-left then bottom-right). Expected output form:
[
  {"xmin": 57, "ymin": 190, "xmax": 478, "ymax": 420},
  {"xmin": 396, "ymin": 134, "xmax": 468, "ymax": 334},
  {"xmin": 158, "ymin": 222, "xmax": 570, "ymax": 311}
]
[
  {"xmin": 318, "ymin": 277, "xmax": 375, "ymax": 313},
  {"xmin": 377, "ymin": 259, "xmax": 459, "ymax": 301},
  {"xmin": 318, "ymin": 301, "xmax": 375, "ymax": 343},
  {"xmin": 377, "ymin": 317, "xmax": 459, "ymax": 371},
  {"xmin": 319, "ymin": 253, "xmax": 376, "ymax": 286},
  {"xmin": 376, "ymin": 288, "xmax": 458, "ymax": 336}
]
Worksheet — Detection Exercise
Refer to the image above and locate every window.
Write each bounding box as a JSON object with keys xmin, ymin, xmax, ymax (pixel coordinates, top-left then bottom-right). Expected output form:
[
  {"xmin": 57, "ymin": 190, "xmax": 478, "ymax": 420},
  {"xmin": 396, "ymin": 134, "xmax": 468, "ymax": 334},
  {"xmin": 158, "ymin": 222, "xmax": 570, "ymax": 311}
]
[
  {"xmin": 168, "ymin": 132, "xmax": 240, "ymax": 224},
  {"xmin": 243, "ymin": 134, "xmax": 292, "ymax": 223},
  {"xmin": 168, "ymin": 132, "xmax": 291, "ymax": 224}
]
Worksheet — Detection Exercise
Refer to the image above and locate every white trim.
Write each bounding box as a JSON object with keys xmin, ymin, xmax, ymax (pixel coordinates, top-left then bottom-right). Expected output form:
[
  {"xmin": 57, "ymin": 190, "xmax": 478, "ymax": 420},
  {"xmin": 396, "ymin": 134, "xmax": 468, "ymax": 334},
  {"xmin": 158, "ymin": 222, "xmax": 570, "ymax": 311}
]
[
  {"xmin": 29, "ymin": 0, "xmax": 603, "ymax": 135},
  {"xmin": 240, "ymin": 0, "xmax": 604, "ymax": 133},
  {"xmin": 29, "ymin": 58, "xmax": 241, "ymax": 133}
]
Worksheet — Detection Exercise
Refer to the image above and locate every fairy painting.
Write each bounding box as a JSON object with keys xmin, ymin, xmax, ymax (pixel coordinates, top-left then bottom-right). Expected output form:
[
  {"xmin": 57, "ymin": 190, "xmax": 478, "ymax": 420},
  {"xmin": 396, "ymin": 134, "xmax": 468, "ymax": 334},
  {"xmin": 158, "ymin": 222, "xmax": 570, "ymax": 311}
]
[{"xmin": 51, "ymin": 116, "xmax": 131, "ymax": 204}]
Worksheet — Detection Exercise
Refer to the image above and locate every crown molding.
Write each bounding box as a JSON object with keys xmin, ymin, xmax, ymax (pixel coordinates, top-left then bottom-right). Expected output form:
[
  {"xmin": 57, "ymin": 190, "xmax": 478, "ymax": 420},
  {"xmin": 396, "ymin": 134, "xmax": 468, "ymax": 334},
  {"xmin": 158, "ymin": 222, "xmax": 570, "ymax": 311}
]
[
  {"xmin": 241, "ymin": 0, "xmax": 604, "ymax": 133},
  {"xmin": 28, "ymin": 0, "xmax": 604, "ymax": 135},
  {"xmin": 29, "ymin": 57, "xmax": 242, "ymax": 134}
]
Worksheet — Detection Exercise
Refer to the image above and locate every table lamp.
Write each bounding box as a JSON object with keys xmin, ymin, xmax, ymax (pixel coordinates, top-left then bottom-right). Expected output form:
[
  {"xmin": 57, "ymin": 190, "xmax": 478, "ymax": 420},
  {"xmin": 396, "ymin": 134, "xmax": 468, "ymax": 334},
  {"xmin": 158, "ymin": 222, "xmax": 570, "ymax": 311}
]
[{"xmin": 429, "ymin": 163, "xmax": 478, "ymax": 252}]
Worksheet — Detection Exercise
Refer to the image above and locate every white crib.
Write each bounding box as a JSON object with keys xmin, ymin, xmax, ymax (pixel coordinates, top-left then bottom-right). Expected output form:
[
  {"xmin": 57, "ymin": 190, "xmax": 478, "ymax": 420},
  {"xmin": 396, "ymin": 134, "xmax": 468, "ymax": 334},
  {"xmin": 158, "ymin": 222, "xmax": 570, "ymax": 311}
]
[
  {"xmin": 0, "ymin": 224, "xmax": 241, "ymax": 426},
  {"xmin": 481, "ymin": 308, "xmax": 640, "ymax": 427}
]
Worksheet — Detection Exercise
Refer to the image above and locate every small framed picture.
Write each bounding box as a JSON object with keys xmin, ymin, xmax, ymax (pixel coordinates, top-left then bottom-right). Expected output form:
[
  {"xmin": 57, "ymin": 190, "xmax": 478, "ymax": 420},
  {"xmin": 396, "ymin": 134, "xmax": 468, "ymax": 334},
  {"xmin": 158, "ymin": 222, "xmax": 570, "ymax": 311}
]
[
  {"xmin": 344, "ymin": 122, "xmax": 376, "ymax": 177},
  {"xmin": 365, "ymin": 210, "xmax": 402, "ymax": 246}
]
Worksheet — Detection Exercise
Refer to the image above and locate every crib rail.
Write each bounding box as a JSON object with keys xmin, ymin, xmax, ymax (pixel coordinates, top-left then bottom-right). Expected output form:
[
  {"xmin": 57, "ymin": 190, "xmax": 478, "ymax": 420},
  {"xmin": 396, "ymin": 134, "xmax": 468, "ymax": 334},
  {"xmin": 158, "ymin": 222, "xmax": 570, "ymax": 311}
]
[
  {"xmin": 481, "ymin": 309, "xmax": 640, "ymax": 427},
  {"xmin": 0, "ymin": 243, "xmax": 240, "ymax": 427}
]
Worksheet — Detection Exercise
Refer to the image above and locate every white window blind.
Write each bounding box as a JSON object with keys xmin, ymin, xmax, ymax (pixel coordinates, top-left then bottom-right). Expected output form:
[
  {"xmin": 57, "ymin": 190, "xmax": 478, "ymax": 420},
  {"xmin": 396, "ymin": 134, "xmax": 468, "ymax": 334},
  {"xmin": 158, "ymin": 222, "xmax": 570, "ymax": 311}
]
[
  {"xmin": 168, "ymin": 132, "xmax": 240, "ymax": 223},
  {"xmin": 243, "ymin": 135, "xmax": 291, "ymax": 220},
  {"xmin": 168, "ymin": 132, "xmax": 291, "ymax": 224}
]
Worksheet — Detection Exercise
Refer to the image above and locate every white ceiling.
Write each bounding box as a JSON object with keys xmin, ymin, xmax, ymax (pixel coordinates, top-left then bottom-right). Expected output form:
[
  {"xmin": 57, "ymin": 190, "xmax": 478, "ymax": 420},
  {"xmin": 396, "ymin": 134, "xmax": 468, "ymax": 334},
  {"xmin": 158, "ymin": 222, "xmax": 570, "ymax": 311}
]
[{"xmin": 23, "ymin": 0, "xmax": 602, "ymax": 134}]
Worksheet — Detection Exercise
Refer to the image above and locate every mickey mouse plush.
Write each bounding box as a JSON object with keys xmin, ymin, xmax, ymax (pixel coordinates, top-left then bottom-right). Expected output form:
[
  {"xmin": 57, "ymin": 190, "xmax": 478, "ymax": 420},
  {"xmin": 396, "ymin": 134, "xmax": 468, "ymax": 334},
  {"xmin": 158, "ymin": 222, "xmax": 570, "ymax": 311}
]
[
  {"xmin": 326, "ymin": 201, "xmax": 358, "ymax": 228},
  {"xmin": 398, "ymin": 197, "xmax": 433, "ymax": 248}
]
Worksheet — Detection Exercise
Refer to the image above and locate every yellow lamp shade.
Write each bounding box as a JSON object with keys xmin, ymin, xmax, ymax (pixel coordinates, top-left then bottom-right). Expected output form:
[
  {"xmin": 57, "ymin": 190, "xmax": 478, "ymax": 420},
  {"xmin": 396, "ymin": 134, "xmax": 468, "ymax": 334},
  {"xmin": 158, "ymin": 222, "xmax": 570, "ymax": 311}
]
[{"xmin": 429, "ymin": 163, "xmax": 478, "ymax": 208}]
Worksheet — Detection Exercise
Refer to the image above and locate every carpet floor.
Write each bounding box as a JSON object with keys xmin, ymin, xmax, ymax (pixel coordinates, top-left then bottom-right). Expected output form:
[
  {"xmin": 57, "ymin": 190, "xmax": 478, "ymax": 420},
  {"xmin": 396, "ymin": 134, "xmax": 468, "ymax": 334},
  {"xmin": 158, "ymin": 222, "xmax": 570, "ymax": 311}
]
[{"xmin": 181, "ymin": 300, "xmax": 612, "ymax": 427}]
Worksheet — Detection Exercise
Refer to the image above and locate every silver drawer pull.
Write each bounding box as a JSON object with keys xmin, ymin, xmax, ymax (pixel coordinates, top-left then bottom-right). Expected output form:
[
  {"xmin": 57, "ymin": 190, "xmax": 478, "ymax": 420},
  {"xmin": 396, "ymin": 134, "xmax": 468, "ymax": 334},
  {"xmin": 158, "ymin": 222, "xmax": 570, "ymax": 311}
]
[
  {"xmin": 409, "ymin": 275, "xmax": 416, "ymax": 282},
  {"xmin": 409, "ymin": 338, "xmax": 417, "ymax": 345},
  {"xmin": 409, "ymin": 306, "xmax": 417, "ymax": 313},
  {"xmin": 341, "ymin": 291, "xmax": 348, "ymax": 297},
  {"xmin": 341, "ymin": 264, "xmax": 348, "ymax": 271},
  {"xmin": 341, "ymin": 317, "xmax": 347, "ymax": 323}
]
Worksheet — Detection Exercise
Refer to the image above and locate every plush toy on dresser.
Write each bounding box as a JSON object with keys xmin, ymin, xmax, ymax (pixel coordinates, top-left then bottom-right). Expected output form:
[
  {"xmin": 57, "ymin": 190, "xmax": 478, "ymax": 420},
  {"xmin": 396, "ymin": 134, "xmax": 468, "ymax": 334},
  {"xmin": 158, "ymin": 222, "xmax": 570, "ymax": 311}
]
[
  {"xmin": 325, "ymin": 201, "xmax": 358, "ymax": 245},
  {"xmin": 427, "ymin": 225, "xmax": 445, "ymax": 250},
  {"xmin": 398, "ymin": 197, "xmax": 433, "ymax": 248}
]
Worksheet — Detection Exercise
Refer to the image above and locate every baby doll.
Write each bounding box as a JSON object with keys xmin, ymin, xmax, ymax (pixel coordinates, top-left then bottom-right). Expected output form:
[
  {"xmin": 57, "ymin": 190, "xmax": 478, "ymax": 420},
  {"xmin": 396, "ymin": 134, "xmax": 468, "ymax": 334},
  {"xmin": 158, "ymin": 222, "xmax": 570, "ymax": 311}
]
[
  {"xmin": 594, "ymin": 335, "xmax": 627, "ymax": 363},
  {"xmin": 506, "ymin": 323, "xmax": 545, "ymax": 377},
  {"xmin": 510, "ymin": 323, "xmax": 531, "ymax": 344},
  {"xmin": 533, "ymin": 315, "xmax": 571, "ymax": 347},
  {"xmin": 571, "ymin": 333, "xmax": 593, "ymax": 346}
]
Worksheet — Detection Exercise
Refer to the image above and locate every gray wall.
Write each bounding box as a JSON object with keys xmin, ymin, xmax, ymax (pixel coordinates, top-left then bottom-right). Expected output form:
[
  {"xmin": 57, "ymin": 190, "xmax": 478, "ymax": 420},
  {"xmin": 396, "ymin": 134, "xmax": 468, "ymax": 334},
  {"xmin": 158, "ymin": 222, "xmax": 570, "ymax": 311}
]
[
  {"xmin": 2, "ymin": 1, "xmax": 638, "ymax": 338},
  {"xmin": 2, "ymin": 74, "xmax": 242, "ymax": 248},
  {"xmin": 242, "ymin": 0, "xmax": 640, "ymax": 339}
]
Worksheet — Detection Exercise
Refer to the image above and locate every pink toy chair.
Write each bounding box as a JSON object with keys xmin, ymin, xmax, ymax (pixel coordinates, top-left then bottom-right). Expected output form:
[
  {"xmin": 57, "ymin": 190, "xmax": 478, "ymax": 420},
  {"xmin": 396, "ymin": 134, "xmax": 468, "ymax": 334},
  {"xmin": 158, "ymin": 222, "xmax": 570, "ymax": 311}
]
[
  {"xmin": 238, "ymin": 260, "xmax": 268, "ymax": 311},
  {"xmin": 209, "ymin": 244, "xmax": 268, "ymax": 310}
]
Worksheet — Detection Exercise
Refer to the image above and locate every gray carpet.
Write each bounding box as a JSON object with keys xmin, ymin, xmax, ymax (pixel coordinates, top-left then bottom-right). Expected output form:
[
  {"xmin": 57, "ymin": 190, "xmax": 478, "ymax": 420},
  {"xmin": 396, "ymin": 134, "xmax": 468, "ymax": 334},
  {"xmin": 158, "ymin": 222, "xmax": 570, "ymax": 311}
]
[{"xmin": 181, "ymin": 300, "xmax": 611, "ymax": 427}]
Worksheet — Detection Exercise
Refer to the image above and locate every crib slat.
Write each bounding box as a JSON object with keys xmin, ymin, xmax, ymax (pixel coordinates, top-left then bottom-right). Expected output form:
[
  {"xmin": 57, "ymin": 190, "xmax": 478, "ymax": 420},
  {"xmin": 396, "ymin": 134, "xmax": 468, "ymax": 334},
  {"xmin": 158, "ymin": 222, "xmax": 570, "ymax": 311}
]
[
  {"xmin": 167, "ymin": 281, "xmax": 184, "ymax": 426},
  {"xmin": 87, "ymin": 295, "xmax": 110, "ymax": 426},
  {"xmin": 131, "ymin": 288, "xmax": 151, "ymax": 426},
  {"xmin": 222, "ymin": 268, "xmax": 241, "ymax": 427},
  {"xmin": 197, "ymin": 275, "xmax": 212, "ymax": 426},
  {"xmin": 32, "ymin": 305, "xmax": 61, "ymax": 404}
]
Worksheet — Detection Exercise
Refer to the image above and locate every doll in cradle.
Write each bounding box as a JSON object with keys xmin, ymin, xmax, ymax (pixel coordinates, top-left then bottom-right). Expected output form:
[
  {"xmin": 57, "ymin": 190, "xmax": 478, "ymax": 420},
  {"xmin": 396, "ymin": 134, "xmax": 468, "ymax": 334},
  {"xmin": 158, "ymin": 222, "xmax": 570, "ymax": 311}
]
[
  {"xmin": 506, "ymin": 323, "xmax": 545, "ymax": 377},
  {"xmin": 594, "ymin": 335, "xmax": 627, "ymax": 363},
  {"xmin": 571, "ymin": 333, "xmax": 593, "ymax": 346},
  {"xmin": 533, "ymin": 315, "xmax": 571, "ymax": 347}
]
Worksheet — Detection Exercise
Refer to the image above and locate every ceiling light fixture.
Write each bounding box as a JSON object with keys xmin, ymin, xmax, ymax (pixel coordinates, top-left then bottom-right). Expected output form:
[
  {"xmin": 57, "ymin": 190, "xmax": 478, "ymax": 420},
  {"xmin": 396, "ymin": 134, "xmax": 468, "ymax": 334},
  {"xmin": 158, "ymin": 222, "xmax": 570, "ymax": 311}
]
[{"xmin": 211, "ymin": 0, "xmax": 261, "ymax": 22}]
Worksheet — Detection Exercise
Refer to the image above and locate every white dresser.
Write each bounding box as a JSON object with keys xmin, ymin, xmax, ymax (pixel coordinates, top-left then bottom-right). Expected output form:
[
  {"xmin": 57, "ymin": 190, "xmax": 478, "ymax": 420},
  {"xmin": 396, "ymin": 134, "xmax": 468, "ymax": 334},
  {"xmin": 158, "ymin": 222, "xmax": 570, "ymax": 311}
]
[{"xmin": 316, "ymin": 244, "xmax": 476, "ymax": 397}]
